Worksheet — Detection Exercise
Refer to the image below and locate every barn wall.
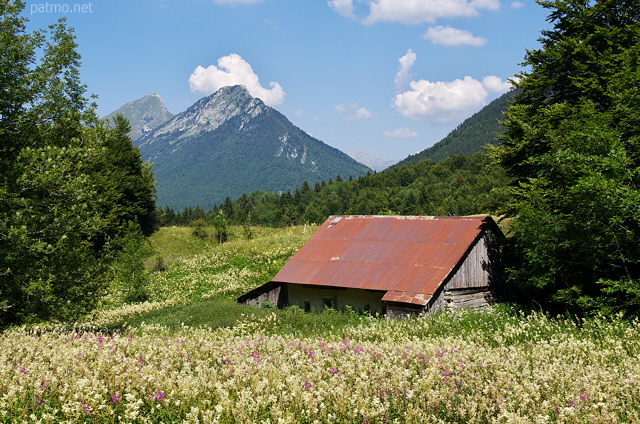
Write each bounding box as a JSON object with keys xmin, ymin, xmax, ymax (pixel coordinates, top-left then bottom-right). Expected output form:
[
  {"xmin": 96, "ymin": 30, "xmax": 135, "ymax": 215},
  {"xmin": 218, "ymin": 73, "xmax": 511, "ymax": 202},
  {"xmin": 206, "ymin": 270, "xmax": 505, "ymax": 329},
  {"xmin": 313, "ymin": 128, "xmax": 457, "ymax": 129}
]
[
  {"xmin": 447, "ymin": 231, "xmax": 499, "ymax": 290},
  {"xmin": 238, "ymin": 283, "xmax": 285, "ymax": 308},
  {"xmin": 426, "ymin": 288, "xmax": 446, "ymax": 315},
  {"xmin": 287, "ymin": 284, "xmax": 385, "ymax": 315},
  {"xmin": 427, "ymin": 228, "xmax": 505, "ymax": 313},
  {"xmin": 386, "ymin": 302, "xmax": 424, "ymax": 319},
  {"xmin": 444, "ymin": 287, "xmax": 498, "ymax": 309}
]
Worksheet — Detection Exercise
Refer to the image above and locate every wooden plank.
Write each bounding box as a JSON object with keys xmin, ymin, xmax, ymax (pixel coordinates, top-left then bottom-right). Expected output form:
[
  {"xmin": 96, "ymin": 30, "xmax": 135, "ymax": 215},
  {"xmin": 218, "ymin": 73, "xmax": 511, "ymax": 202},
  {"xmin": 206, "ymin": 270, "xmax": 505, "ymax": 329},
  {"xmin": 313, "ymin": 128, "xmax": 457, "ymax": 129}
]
[{"xmin": 444, "ymin": 287, "xmax": 497, "ymax": 309}]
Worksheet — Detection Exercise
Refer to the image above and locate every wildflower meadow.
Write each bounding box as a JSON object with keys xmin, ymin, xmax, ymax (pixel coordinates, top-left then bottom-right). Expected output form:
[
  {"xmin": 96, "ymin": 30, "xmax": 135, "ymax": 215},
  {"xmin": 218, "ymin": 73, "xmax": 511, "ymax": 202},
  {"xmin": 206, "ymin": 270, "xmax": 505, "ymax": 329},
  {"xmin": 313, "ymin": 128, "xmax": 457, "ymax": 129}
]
[{"xmin": 1, "ymin": 225, "xmax": 639, "ymax": 423}]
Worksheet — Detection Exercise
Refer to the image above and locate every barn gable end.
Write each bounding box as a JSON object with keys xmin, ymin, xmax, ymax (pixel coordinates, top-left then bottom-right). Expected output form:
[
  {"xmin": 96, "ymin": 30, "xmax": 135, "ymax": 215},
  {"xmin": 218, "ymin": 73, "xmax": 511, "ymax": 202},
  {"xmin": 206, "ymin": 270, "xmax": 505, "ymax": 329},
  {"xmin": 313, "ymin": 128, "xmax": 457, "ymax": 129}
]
[{"xmin": 428, "ymin": 225, "xmax": 505, "ymax": 313}]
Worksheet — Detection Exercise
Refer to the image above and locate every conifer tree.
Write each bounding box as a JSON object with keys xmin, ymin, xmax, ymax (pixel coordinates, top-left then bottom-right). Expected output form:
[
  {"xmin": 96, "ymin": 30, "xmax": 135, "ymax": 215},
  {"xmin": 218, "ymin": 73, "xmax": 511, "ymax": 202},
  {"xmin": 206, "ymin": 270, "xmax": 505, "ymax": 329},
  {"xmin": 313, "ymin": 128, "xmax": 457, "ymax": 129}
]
[{"xmin": 493, "ymin": 0, "xmax": 640, "ymax": 314}]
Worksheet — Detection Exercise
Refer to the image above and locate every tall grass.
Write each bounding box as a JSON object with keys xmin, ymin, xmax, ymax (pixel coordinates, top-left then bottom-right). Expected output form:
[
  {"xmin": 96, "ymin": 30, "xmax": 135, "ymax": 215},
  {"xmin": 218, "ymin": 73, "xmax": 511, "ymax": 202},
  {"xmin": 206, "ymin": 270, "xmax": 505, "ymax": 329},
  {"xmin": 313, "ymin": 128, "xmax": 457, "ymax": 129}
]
[{"xmin": 2, "ymin": 225, "xmax": 639, "ymax": 423}]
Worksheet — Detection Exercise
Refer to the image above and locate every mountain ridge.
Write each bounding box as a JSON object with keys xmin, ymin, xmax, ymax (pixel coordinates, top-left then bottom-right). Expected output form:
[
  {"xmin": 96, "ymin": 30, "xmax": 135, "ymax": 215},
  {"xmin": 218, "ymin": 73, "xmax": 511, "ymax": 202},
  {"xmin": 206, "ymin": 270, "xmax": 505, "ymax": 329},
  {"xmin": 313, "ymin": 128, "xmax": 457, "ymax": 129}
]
[
  {"xmin": 348, "ymin": 150, "xmax": 398, "ymax": 172},
  {"xmin": 103, "ymin": 93, "xmax": 174, "ymax": 141},
  {"xmin": 135, "ymin": 85, "xmax": 371, "ymax": 209},
  {"xmin": 391, "ymin": 89, "xmax": 516, "ymax": 169}
]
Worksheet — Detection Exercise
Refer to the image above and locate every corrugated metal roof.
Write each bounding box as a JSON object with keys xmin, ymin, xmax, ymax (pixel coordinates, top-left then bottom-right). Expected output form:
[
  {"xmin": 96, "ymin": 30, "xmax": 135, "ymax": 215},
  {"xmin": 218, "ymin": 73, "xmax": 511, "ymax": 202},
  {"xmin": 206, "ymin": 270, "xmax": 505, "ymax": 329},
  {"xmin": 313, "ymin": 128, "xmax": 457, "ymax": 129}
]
[{"xmin": 271, "ymin": 215, "xmax": 495, "ymax": 306}]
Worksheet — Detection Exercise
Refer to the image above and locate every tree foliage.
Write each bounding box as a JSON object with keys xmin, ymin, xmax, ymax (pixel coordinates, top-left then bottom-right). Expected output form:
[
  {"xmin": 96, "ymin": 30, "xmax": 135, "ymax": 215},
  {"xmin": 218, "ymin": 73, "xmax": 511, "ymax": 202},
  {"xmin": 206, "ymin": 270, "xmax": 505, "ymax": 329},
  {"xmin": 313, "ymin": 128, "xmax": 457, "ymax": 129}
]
[
  {"xmin": 157, "ymin": 152, "xmax": 511, "ymax": 228},
  {"xmin": 0, "ymin": 1, "xmax": 156, "ymax": 325},
  {"xmin": 493, "ymin": 0, "xmax": 640, "ymax": 315}
]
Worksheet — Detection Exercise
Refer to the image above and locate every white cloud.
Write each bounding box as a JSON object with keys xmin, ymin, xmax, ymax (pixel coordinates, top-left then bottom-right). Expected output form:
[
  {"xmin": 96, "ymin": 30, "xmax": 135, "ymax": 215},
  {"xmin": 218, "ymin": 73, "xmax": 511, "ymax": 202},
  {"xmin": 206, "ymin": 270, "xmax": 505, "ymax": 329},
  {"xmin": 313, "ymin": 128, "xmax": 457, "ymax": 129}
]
[
  {"xmin": 333, "ymin": 102, "xmax": 358, "ymax": 113},
  {"xmin": 188, "ymin": 54, "xmax": 285, "ymax": 106},
  {"xmin": 393, "ymin": 77, "xmax": 487, "ymax": 122},
  {"xmin": 394, "ymin": 48, "xmax": 417, "ymax": 91},
  {"xmin": 213, "ymin": 0, "xmax": 262, "ymax": 4},
  {"xmin": 391, "ymin": 50, "xmax": 512, "ymax": 122},
  {"xmin": 363, "ymin": 0, "xmax": 500, "ymax": 25},
  {"xmin": 328, "ymin": 0, "xmax": 354, "ymax": 17},
  {"xmin": 422, "ymin": 26, "xmax": 487, "ymax": 46},
  {"xmin": 334, "ymin": 103, "xmax": 373, "ymax": 120},
  {"xmin": 482, "ymin": 75, "xmax": 512, "ymax": 93},
  {"xmin": 384, "ymin": 128, "xmax": 418, "ymax": 138},
  {"xmin": 511, "ymin": 1, "xmax": 525, "ymax": 8},
  {"xmin": 347, "ymin": 107, "xmax": 373, "ymax": 121},
  {"xmin": 393, "ymin": 75, "xmax": 511, "ymax": 123}
]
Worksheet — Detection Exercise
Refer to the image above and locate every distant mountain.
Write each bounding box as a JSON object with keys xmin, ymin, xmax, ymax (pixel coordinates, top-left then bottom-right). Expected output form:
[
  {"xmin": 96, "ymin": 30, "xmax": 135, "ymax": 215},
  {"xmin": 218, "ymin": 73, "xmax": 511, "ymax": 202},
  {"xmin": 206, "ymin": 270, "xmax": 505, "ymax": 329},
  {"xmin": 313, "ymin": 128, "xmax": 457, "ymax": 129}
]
[
  {"xmin": 392, "ymin": 90, "xmax": 517, "ymax": 169},
  {"xmin": 136, "ymin": 85, "xmax": 371, "ymax": 209},
  {"xmin": 103, "ymin": 93, "xmax": 174, "ymax": 141},
  {"xmin": 348, "ymin": 150, "xmax": 398, "ymax": 172}
]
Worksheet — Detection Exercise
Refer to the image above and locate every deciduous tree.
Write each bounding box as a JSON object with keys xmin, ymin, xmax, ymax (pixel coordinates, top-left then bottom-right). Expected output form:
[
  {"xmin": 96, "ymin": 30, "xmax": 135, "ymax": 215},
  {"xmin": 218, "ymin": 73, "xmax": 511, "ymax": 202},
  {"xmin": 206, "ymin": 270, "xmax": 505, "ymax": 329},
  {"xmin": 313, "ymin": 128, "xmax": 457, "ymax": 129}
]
[
  {"xmin": 0, "ymin": 1, "xmax": 157, "ymax": 325},
  {"xmin": 493, "ymin": 0, "xmax": 640, "ymax": 314}
]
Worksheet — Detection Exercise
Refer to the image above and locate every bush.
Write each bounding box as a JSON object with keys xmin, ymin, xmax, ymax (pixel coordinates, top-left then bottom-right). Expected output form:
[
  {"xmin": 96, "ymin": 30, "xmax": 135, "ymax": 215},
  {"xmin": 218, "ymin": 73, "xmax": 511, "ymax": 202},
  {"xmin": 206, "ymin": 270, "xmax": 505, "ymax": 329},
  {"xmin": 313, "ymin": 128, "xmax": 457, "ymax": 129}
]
[
  {"xmin": 111, "ymin": 222, "xmax": 152, "ymax": 304},
  {"xmin": 190, "ymin": 219, "xmax": 209, "ymax": 239}
]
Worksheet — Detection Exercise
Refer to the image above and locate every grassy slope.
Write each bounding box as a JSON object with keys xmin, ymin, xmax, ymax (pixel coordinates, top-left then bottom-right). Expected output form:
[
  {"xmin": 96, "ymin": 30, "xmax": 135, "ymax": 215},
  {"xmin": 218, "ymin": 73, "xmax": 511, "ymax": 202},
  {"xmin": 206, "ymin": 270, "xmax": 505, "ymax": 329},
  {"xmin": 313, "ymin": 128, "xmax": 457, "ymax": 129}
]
[
  {"xmin": 2, "ymin": 226, "xmax": 640, "ymax": 423},
  {"xmin": 95, "ymin": 225, "xmax": 316, "ymax": 329}
]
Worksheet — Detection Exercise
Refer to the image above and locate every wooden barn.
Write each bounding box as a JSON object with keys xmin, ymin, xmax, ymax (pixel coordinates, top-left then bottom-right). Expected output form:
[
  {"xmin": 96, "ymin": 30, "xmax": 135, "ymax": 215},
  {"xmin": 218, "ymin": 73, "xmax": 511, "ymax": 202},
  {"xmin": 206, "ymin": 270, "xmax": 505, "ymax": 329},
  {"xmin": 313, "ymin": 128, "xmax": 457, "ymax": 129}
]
[{"xmin": 237, "ymin": 215, "xmax": 506, "ymax": 317}]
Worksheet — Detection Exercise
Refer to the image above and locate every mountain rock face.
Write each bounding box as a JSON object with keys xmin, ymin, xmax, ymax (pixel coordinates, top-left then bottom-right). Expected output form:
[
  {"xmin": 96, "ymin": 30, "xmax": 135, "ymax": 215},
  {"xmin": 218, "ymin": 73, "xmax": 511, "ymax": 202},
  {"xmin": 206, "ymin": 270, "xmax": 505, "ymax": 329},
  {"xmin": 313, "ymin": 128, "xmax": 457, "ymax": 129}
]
[
  {"xmin": 103, "ymin": 93, "xmax": 173, "ymax": 140},
  {"xmin": 136, "ymin": 85, "xmax": 371, "ymax": 209},
  {"xmin": 348, "ymin": 150, "xmax": 398, "ymax": 172}
]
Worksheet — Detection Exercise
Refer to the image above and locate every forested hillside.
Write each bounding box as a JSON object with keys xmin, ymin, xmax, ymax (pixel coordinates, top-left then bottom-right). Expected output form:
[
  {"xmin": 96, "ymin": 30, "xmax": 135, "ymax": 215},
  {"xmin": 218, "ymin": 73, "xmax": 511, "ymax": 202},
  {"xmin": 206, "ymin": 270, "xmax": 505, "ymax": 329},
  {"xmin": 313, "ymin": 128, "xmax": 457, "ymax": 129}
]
[
  {"xmin": 157, "ymin": 152, "xmax": 510, "ymax": 227},
  {"xmin": 393, "ymin": 90, "xmax": 516, "ymax": 168}
]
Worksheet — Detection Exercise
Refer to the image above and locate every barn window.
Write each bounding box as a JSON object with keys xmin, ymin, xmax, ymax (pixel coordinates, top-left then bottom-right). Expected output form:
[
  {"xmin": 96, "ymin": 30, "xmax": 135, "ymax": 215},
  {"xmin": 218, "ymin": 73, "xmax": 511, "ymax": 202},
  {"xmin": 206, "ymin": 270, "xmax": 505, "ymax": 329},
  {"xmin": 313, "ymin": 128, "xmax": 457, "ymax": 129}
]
[
  {"xmin": 304, "ymin": 301, "xmax": 311, "ymax": 312},
  {"xmin": 323, "ymin": 298, "xmax": 333, "ymax": 309}
]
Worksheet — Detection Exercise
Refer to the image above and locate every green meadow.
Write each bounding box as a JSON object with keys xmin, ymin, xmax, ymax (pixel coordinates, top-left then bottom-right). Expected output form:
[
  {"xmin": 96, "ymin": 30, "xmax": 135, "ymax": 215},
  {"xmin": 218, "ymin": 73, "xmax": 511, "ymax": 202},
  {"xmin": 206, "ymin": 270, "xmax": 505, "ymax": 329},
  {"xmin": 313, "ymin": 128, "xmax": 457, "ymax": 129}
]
[{"xmin": 1, "ymin": 225, "xmax": 639, "ymax": 423}]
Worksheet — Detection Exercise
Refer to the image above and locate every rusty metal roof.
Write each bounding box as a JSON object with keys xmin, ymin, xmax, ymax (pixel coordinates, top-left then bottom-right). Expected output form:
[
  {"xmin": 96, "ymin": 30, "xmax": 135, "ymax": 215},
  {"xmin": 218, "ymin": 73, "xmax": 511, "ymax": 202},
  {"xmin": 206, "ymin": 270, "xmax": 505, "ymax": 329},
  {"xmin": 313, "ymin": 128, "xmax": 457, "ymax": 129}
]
[{"xmin": 271, "ymin": 215, "xmax": 495, "ymax": 306}]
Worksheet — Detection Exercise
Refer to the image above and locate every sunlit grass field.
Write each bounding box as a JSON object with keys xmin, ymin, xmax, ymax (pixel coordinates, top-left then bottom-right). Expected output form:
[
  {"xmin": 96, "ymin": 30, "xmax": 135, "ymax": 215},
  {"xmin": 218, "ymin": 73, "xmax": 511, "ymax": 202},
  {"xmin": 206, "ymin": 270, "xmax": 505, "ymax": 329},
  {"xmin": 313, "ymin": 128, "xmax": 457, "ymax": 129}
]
[{"xmin": 1, "ymin": 225, "xmax": 639, "ymax": 423}]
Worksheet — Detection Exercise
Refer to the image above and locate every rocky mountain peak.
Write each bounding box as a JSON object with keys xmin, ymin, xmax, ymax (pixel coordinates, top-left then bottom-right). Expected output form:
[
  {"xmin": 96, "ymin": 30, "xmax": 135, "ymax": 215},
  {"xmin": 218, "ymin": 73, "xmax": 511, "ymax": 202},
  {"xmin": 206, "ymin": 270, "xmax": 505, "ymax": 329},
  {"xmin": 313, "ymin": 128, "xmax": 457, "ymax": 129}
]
[
  {"xmin": 145, "ymin": 85, "xmax": 266, "ymax": 142},
  {"xmin": 103, "ymin": 93, "xmax": 174, "ymax": 140}
]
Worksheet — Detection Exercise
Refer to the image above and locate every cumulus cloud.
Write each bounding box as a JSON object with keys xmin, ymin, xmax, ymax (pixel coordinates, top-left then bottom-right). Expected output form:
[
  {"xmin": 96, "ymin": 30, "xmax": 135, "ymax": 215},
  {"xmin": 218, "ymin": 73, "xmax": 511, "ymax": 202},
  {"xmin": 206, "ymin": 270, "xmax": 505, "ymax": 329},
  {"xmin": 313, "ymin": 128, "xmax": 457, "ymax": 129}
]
[
  {"xmin": 511, "ymin": 1, "xmax": 525, "ymax": 8},
  {"xmin": 188, "ymin": 54, "xmax": 285, "ymax": 106},
  {"xmin": 383, "ymin": 128, "xmax": 418, "ymax": 138},
  {"xmin": 328, "ymin": 0, "xmax": 354, "ymax": 17},
  {"xmin": 422, "ymin": 26, "xmax": 487, "ymax": 46},
  {"xmin": 393, "ymin": 74, "xmax": 512, "ymax": 123},
  {"xmin": 482, "ymin": 75, "xmax": 512, "ymax": 92},
  {"xmin": 394, "ymin": 48, "xmax": 417, "ymax": 91},
  {"xmin": 363, "ymin": 0, "xmax": 500, "ymax": 25}
]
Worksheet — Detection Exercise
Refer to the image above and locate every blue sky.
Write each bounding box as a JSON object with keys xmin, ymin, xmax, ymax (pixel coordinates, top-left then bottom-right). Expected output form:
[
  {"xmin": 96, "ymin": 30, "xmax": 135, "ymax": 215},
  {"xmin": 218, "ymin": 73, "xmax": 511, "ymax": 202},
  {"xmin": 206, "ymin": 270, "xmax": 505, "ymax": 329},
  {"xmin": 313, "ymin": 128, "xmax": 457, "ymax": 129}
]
[{"xmin": 25, "ymin": 0, "xmax": 550, "ymax": 161}]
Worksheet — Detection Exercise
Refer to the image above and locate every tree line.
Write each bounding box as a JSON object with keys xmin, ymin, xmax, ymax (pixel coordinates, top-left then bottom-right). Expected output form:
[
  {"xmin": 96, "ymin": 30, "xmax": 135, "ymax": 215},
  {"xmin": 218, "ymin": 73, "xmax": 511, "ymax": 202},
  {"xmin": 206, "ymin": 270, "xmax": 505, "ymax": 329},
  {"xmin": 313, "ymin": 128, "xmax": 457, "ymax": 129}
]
[
  {"xmin": 491, "ymin": 0, "xmax": 640, "ymax": 315},
  {"xmin": 155, "ymin": 152, "xmax": 511, "ymax": 228}
]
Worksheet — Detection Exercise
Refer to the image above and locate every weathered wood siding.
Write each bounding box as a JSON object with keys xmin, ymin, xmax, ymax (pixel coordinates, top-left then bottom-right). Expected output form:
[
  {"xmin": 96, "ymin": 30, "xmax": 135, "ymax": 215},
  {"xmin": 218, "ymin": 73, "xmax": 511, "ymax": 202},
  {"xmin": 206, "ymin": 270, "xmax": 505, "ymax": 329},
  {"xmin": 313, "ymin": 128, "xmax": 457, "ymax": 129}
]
[
  {"xmin": 386, "ymin": 302, "xmax": 424, "ymax": 319},
  {"xmin": 239, "ymin": 282, "xmax": 285, "ymax": 308},
  {"xmin": 447, "ymin": 232, "xmax": 495, "ymax": 290},
  {"xmin": 444, "ymin": 287, "xmax": 497, "ymax": 309},
  {"xmin": 425, "ymin": 228, "xmax": 504, "ymax": 313}
]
